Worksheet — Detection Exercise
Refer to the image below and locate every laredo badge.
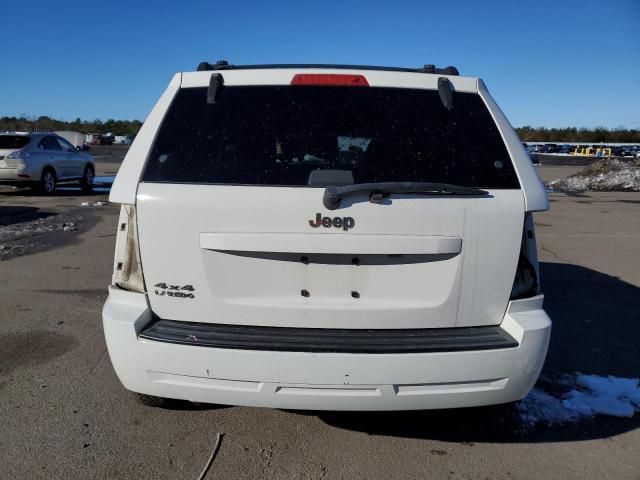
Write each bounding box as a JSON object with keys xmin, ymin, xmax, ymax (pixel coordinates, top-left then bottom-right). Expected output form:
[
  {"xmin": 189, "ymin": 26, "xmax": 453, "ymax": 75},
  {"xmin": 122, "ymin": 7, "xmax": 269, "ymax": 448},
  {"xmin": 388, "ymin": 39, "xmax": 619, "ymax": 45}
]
[{"xmin": 154, "ymin": 282, "xmax": 195, "ymax": 299}]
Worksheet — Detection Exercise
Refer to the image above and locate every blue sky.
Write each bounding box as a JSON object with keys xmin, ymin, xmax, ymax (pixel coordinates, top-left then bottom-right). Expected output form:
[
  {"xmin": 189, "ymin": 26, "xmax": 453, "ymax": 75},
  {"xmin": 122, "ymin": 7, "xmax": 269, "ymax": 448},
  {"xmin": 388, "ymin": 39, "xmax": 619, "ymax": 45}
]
[{"xmin": 1, "ymin": 0, "xmax": 638, "ymax": 128}]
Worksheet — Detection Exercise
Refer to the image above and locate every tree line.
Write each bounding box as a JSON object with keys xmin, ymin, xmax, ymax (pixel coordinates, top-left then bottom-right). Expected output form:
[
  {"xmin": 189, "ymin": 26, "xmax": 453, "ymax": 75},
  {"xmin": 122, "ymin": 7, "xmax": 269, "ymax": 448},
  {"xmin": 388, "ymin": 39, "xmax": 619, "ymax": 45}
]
[
  {"xmin": 516, "ymin": 126, "xmax": 640, "ymax": 143},
  {"xmin": 0, "ymin": 116, "xmax": 142, "ymax": 136},
  {"xmin": 1, "ymin": 115, "xmax": 639, "ymax": 144}
]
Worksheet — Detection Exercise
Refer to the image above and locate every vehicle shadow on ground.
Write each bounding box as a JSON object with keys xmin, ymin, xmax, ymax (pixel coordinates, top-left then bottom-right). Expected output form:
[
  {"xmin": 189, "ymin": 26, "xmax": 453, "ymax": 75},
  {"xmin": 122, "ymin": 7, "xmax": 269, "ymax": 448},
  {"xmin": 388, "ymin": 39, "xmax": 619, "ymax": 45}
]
[
  {"xmin": 315, "ymin": 262, "xmax": 640, "ymax": 443},
  {"xmin": 0, "ymin": 206, "xmax": 56, "ymax": 226}
]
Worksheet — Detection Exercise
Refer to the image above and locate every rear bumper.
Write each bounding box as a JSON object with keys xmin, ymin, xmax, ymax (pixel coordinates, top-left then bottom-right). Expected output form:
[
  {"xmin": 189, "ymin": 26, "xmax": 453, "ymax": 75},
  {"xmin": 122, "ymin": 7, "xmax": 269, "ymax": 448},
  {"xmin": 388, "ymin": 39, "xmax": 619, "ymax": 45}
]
[
  {"xmin": 0, "ymin": 164, "xmax": 39, "ymax": 183},
  {"xmin": 0, "ymin": 169, "xmax": 26, "ymax": 182},
  {"xmin": 102, "ymin": 287, "xmax": 551, "ymax": 411},
  {"xmin": 138, "ymin": 318, "xmax": 519, "ymax": 353}
]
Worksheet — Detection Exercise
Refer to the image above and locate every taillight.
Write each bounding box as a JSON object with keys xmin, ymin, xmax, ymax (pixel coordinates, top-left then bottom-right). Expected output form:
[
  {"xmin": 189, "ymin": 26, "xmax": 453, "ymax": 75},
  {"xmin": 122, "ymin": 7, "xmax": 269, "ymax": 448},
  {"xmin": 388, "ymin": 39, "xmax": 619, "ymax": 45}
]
[
  {"xmin": 7, "ymin": 150, "xmax": 29, "ymax": 159},
  {"xmin": 510, "ymin": 213, "xmax": 540, "ymax": 300},
  {"xmin": 510, "ymin": 254, "xmax": 539, "ymax": 300},
  {"xmin": 112, "ymin": 205, "xmax": 145, "ymax": 293},
  {"xmin": 290, "ymin": 74, "xmax": 369, "ymax": 86}
]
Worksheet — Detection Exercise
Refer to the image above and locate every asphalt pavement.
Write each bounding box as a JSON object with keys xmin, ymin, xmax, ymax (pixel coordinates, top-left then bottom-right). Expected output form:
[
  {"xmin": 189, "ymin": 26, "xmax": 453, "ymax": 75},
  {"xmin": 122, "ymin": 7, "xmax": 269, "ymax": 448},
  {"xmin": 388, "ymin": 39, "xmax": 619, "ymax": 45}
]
[{"xmin": 0, "ymin": 160, "xmax": 638, "ymax": 479}]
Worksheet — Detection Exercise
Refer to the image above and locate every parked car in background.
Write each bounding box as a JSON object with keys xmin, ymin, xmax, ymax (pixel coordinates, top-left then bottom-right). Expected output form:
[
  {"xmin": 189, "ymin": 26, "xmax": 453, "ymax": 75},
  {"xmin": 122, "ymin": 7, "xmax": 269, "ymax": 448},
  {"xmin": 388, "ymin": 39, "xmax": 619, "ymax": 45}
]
[
  {"xmin": 610, "ymin": 147, "xmax": 624, "ymax": 157},
  {"xmin": 87, "ymin": 133, "xmax": 115, "ymax": 146},
  {"xmin": 531, "ymin": 144, "xmax": 546, "ymax": 153},
  {"xmin": 0, "ymin": 132, "xmax": 95, "ymax": 193},
  {"xmin": 619, "ymin": 146, "xmax": 636, "ymax": 157},
  {"xmin": 103, "ymin": 63, "xmax": 551, "ymax": 411},
  {"xmin": 560, "ymin": 144, "xmax": 573, "ymax": 154},
  {"xmin": 114, "ymin": 135, "xmax": 134, "ymax": 145}
]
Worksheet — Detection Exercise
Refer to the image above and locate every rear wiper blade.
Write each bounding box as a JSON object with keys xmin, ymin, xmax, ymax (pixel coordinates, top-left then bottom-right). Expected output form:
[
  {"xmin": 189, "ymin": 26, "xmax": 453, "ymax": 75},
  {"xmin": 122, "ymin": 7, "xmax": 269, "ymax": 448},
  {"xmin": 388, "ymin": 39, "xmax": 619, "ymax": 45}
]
[{"xmin": 322, "ymin": 182, "xmax": 488, "ymax": 210}]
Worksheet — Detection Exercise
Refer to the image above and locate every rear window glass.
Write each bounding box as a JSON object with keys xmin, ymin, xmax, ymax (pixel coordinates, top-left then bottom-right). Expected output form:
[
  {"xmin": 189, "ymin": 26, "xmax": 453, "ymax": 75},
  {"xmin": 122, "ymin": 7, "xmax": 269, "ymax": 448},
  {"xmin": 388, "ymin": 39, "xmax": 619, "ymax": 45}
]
[
  {"xmin": 143, "ymin": 86, "xmax": 519, "ymax": 188},
  {"xmin": 0, "ymin": 135, "xmax": 30, "ymax": 149}
]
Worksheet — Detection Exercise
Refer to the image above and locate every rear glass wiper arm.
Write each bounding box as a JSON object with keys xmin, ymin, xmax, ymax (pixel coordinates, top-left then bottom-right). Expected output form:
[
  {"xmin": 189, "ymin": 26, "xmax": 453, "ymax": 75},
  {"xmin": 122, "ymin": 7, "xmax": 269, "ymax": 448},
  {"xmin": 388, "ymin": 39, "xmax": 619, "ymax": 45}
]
[{"xmin": 322, "ymin": 182, "xmax": 488, "ymax": 210}]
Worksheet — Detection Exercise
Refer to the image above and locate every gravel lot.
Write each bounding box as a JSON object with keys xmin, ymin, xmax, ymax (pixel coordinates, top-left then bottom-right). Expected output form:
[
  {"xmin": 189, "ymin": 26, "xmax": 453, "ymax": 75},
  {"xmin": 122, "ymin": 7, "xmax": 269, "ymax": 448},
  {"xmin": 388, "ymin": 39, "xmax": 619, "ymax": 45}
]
[{"xmin": 0, "ymin": 155, "xmax": 639, "ymax": 479}]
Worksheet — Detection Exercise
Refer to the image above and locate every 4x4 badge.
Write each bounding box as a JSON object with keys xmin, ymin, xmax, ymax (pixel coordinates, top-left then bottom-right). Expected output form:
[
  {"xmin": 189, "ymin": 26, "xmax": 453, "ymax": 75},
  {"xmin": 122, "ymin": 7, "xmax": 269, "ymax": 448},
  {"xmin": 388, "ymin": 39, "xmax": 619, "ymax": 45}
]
[
  {"xmin": 154, "ymin": 283, "xmax": 195, "ymax": 299},
  {"xmin": 308, "ymin": 213, "xmax": 355, "ymax": 231}
]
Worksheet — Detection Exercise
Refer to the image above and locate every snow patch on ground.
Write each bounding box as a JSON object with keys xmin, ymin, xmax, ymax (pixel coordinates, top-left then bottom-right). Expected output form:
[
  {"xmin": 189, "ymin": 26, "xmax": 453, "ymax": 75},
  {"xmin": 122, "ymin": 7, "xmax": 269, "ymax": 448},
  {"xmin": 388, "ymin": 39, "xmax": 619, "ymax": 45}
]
[
  {"xmin": 548, "ymin": 159, "xmax": 640, "ymax": 192},
  {"xmin": 518, "ymin": 374, "xmax": 640, "ymax": 427}
]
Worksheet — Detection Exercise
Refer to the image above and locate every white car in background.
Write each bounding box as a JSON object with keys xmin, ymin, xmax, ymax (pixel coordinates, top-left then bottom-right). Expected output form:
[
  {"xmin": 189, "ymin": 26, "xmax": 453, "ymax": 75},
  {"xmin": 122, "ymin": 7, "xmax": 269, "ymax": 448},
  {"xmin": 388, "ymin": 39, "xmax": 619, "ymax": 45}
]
[
  {"xmin": 103, "ymin": 63, "xmax": 551, "ymax": 411},
  {"xmin": 0, "ymin": 132, "xmax": 95, "ymax": 194}
]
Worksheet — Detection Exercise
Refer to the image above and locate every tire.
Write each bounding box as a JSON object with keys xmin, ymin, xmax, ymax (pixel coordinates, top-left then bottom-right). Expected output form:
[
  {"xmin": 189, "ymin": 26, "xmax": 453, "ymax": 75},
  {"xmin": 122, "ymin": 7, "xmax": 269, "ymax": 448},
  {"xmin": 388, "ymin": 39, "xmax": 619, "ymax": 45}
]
[
  {"xmin": 40, "ymin": 168, "xmax": 56, "ymax": 194},
  {"xmin": 80, "ymin": 164, "xmax": 94, "ymax": 193}
]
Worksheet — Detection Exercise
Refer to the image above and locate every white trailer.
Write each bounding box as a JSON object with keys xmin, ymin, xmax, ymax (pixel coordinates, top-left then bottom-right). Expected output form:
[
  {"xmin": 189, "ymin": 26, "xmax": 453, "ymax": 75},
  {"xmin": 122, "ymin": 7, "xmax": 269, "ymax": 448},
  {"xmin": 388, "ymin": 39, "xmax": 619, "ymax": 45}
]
[{"xmin": 55, "ymin": 131, "xmax": 86, "ymax": 150}]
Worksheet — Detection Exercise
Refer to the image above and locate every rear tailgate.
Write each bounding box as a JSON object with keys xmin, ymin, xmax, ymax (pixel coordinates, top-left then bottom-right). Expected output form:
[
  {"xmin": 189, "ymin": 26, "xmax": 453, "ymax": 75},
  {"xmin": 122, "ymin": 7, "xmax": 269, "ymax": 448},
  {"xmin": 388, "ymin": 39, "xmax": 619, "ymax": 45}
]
[
  {"xmin": 134, "ymin": 71, "xmax": 525, "ymax": 329},
  {"xmin": 137, "ymin": 184, "xmax": 522, "ymax": 328}
]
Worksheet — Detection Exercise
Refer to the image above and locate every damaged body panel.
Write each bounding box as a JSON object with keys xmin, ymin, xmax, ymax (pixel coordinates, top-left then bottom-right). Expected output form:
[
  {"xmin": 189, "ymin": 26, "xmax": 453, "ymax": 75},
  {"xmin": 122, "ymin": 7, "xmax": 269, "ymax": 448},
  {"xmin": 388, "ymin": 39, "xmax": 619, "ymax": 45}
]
[{"xmin": 111, "ymin": 205, "xmax": 145, "ymax": 293}]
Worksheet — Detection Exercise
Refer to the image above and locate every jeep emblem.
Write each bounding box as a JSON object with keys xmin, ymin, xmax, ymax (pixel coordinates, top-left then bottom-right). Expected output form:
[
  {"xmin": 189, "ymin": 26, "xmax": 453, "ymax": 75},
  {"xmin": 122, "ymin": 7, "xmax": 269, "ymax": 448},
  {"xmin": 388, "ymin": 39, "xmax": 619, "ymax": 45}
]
[{"xmin": 308, "ymin": 213, "xmax": 355, "ymax": 231}]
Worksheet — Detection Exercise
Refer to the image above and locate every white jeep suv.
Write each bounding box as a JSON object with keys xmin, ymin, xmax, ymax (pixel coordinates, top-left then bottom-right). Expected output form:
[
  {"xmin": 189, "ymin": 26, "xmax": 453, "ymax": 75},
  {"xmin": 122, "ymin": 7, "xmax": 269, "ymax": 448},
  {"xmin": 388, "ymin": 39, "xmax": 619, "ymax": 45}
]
[{"xmin": 103, "ymin": 63, "xmax": 551, "ymax": 411}]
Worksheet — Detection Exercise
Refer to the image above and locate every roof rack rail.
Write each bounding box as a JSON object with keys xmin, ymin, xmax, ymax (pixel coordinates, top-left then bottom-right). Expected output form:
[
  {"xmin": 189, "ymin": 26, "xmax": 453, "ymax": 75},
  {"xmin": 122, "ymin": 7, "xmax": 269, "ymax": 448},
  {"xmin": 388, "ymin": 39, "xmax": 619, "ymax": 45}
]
[
  {"xmin": 418, "ymin": 64, "xmax": 459, "ymax": 75},
  {"xmin": 195, "ymin": 62, "xmax": 459, "ymax": 76},
  {"xmin": 197, "ymin": 60, "xmax": 232, "ymax": 71}
]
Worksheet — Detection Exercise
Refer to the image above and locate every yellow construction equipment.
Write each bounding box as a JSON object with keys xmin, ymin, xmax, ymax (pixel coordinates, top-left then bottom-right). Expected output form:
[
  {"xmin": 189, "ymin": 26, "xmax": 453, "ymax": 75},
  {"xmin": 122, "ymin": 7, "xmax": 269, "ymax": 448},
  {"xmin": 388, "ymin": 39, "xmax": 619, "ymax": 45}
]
[{"xmin": 572, "ymin": 146, "xmax": 612, "ymax": 157}]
